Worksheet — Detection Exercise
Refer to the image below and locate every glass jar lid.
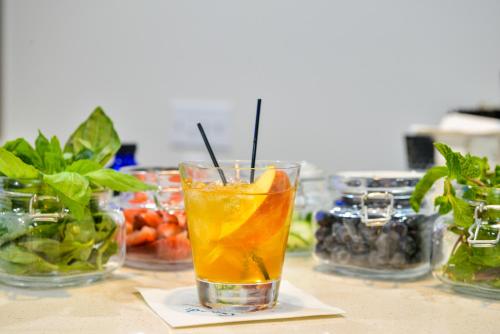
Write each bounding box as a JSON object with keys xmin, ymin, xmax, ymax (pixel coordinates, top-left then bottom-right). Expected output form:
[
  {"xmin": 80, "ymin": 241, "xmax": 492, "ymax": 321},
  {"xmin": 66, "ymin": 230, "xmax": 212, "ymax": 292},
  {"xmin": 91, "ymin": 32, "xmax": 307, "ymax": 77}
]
[{"xmin": 329, "ymin": 171, "xmax": 425, "ymax": 227}]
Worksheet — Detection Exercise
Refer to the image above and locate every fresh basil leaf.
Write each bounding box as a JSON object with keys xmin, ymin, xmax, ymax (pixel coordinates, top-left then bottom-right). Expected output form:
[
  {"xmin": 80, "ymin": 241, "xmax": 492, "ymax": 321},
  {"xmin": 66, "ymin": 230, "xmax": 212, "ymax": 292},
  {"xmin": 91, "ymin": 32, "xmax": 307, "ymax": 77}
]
[
  {"xmin": 74, "ymin": 148, "xmax": 95, "ymax": 161},
  {"xmin": 3, "ymin": 138, "xmax": 44, "ymax": 170},
  {"xmin": 86, "ymin": 169, "xmax": 156, "ymax": 192},
  {"xmin": 410, "ymin": 166, "xmax": 448, "ymax": 212},
  {"xmin": 63, "ymin": 215, "xmax": 96, "ymax": 243},
  {"xmin": 58, "ymin": 260, "xmax": 96, "ymax": 272},
  {"xmin": 64, "ymin": 107, "xmax": 120, "ymax": 166},
  {"xmin": 0, "ymin": 148, "xmax": 40, "ymax": 179},
  {"xmin": 35, "ymin": 130, "xmax": 50, "ymax": 158},
  {"xmin": 42, "ymin": 136, "xmax": 66, "ymax": 174},
  {"xmin": 0, "ymin": 215, "xmax": 29, "ymax": 246},
  {"xmin": 66, "ymin": 159, "xmax": 101, "ymax": 175},
  {"xmin": 0, "ymin": 244, "xmax": 58, "ymax": 273},
  {"xmin": 43, "ymin": 172, "xmax": 92, "ymax": 219},
  {"xmin": 19, "ymin": 238, "xmax": 62, "ymax": 259}
]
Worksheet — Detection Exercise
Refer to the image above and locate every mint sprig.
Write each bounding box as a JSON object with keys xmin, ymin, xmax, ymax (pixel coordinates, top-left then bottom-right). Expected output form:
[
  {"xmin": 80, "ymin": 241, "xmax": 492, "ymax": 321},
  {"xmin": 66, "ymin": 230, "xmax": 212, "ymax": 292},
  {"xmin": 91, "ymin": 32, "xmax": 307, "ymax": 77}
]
[
  {"xmin": 411, "ymin": 142, "xmax": 499, "ymax": 288},
  {"xmin": 410, "ymin": 142, "xmax": 498, "ymax": 228}
]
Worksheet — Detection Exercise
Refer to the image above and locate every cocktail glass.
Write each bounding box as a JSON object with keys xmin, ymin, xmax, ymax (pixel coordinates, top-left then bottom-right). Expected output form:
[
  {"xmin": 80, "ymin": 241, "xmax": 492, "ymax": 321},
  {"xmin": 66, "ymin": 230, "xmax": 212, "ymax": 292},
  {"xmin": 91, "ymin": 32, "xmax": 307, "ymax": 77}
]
[{"xmin": 179, "ymin": 161, "xmax": 300, "ymax": 312}]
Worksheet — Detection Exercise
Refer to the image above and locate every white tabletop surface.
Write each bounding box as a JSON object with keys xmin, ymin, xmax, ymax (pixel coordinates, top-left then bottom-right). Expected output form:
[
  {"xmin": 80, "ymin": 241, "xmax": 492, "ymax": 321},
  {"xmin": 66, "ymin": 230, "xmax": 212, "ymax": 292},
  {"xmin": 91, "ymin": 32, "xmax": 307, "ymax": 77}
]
[{"xmin": 0, "ymin": 257, "xmax": 498, "ymax": 334}]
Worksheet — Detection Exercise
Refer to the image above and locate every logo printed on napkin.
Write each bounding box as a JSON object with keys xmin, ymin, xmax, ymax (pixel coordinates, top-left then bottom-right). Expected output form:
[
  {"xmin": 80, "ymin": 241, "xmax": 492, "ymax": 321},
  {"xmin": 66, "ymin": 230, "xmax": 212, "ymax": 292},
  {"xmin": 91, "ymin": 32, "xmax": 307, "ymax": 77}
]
[{"xmin": 137, "ymin": 280, "xmax": 345, "ymax": 328}]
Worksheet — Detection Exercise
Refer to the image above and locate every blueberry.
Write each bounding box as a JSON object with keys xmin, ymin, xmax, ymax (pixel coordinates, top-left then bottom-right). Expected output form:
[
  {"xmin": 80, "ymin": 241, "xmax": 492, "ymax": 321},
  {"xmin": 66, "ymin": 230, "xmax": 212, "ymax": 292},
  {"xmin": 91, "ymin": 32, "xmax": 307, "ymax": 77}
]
[
  {"xmin": 316, "ymin": 211, "xmax": 332, "ymax": 227},
  {"xmin": 315, "ymin": 226, "xmax": 331, "ymax": 241},
  {"xmin": 332, "ymin": 224, "xmax": 352, "ymax": 245},
  {"xmin": 359, "ymin": 225, "xmax": 378, "ymax": 246},
  {"xmin": 400, "ymin": 236, "xmax": 417, "ymax": 257},
  {"xmin": 315, "ymin": 244, "xmax": 330, "ymax": 259},
  {"xmin": 331, "ymin": 246, "xmax": 351, "ymax": 264},
  {"xmin": 368, "ymin": 250, "xmax": 388, "ymax": 267},
  {"xmin": 349, "ymin": 236, "xmax": 369, "ymax": 254},
  {"xmin": 392, "ymin": 221, "xmax": 408, "ymax": 237},
  {"xmin": 389, "ymin": 252, "xmax": 406, "ymax": 268},
  {"xmin": 323, "ymin": 235, "xmax": 336, "ymax": 251}
]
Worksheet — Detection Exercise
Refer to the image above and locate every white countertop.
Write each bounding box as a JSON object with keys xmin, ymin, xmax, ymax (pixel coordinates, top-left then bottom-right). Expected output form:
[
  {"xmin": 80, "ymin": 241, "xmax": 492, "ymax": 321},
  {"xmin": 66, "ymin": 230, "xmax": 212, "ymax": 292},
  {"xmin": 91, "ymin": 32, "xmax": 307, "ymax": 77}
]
[{"xmin": 0, "ymin": 257, "xmax": 498, "ymax": 334}]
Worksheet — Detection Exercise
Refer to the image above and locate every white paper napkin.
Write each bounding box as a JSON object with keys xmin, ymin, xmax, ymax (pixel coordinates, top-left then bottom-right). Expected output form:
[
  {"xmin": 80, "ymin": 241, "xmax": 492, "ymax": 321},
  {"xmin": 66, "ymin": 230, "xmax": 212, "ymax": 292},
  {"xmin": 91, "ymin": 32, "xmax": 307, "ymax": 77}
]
[{"xmin": 136, "ymin": 281, "xmax": 345, "ymax": 328}]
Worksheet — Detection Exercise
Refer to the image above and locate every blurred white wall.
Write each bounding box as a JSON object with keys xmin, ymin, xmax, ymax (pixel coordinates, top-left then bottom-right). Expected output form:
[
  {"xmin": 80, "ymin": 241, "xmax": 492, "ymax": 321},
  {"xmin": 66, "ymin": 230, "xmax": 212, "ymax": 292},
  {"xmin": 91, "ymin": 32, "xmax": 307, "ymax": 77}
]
[{"xmin": 2, "ymin": 0, "xmax": 500, "ymax": 173}]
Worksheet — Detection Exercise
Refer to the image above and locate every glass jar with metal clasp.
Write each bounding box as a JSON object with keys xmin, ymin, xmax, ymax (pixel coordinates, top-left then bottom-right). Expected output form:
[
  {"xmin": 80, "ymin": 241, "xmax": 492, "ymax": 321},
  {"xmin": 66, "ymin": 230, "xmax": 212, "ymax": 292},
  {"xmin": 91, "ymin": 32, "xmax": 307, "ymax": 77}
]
[
  {"xmin": 314, "ymin": 171, "xmax": 437, "ymax": 280},
  {"xmin": 432, "ymin": 185, "xmax": 500, "ymax": 298}
]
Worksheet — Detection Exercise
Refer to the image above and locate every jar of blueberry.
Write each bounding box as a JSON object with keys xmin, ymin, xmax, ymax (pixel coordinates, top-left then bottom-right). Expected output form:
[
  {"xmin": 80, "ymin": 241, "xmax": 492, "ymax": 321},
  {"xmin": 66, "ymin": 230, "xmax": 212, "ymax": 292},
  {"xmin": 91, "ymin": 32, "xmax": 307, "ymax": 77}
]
[{"xmin": 315, "ymin": 171, "xmax": 436, "ymax": 279}]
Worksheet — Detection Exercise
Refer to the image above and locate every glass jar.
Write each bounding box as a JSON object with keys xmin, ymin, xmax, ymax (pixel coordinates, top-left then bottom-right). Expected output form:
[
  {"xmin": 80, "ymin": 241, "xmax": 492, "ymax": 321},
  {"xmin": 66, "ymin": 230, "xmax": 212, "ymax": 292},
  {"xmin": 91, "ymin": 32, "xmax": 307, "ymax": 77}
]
[
  {"xmin": 120, "ymin": 167, "xmax": 191, "ymax": 270},
  {"xmin": 315, "ymin": 171, "xmax": 436, "ymax": 279},
  {"xmin": 432, "ymin": 185, "xmax": 500, "ymax": 298},
  {"xmin": 0, "ymin": 178, "xmax": 125, "ymax": 288},
  {"xmin": 287, "ymin": 162, "xmax": 329, "ymax": 255}
]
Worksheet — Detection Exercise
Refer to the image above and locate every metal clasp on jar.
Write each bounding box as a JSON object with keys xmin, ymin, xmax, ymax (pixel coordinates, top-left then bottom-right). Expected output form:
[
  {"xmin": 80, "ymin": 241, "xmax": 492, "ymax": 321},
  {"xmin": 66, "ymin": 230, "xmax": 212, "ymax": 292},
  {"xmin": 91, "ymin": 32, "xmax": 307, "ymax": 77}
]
[
  {"xmin": 360, "ymin": 192, "xmax": 394, "ymax": 227},
  {"xmin": 29, "ymin": 194, "xmax": 65, "ymax": 222},
  {"xmin": 467, "ymin": 203, "xmax": 500, "ymax": 248}
]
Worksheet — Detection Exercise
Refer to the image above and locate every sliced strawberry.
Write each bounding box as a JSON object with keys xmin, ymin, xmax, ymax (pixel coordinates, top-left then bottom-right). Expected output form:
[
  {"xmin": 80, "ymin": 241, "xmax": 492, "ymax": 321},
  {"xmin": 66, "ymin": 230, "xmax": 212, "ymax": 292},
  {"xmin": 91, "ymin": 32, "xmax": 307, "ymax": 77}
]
[
  {"xmin": 123, "ymin": 208, "xmax": 146, "ymax": 223},
  {"xmin": 158, "ymin": 211, "xmax": 179, "ymax": 225},
  {"xmin": 168, "ymin": 192, "xmax": 183, "ymax": 205},
  {"xmin": 133, "ymin": 213, "xmax": 148, "ymax": 230},
  {"xmin": 168, "ymin": 174, "xmax": 181, "ymax": 183},
  {"xmin": 156, "ymin": 234, "xmax": 191, "ymax": 261},
  {"xmin": 142, "ymin": 210, "xmax": 163, "ymax": 228},
  {"xmin": 174, "ymin": 211, "xmax": 187, "ymax": 228},
  {"xmin": 126, "ymin": 226, "xmax": 157, "ymax": 247},
  {"xmin": 125, "ymin": 221, "xmax": 133, "ymax": 234},
  {"xmin": 157, "ymin": 222, "xmax": 183, "ymax": 239},
  {"xmin": 129, "ymin": 192, "xmax": 149, "ymax": 204}
]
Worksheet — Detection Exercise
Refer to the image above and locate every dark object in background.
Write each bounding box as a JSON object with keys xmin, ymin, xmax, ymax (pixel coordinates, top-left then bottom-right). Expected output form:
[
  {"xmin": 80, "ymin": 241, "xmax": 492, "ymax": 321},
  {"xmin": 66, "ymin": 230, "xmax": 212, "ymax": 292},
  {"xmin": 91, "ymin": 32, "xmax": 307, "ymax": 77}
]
[
  {"xmin": 405, "ymin": 135, "xmax": 434, "ymax": 170},
  {"xmin": 111, "ymin": 143, "xmax": 138, "ymax": 170},
  {"xmin": 456, "ymin": 108, "xmax": 500, "ymax": 120}
]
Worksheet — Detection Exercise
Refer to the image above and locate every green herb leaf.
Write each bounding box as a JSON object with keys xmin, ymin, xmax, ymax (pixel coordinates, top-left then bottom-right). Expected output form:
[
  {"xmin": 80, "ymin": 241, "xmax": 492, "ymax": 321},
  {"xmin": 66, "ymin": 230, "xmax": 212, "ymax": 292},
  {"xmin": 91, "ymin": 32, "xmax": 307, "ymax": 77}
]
[
  {"xmin": 0, "ymin": 244, "xmax": 57, "ymax": 270},
  {"xmin": 42, "ymin": 136, "xmax": 66, "ymax": 174},
  {"xmin": 460, "ymin": 154, "xmax": 481, "ymax": 179},
  {"xmin": 434, "ymin": 195, "xmax": 452, "ymax": 215},
  {"xmin": 35, "ymin": 130, "xmax": 51, "ymax": 158},
  {"xmin": 43, "ymin": 172, "xmax": 92, "ymax": 219},
  {"xmin": 410, "ymin": 166, "xmax": 448, "ymax": 212},
  {"xmin": 3, "ymin": 138, "xmax": 44, "ymax": 170},
  {"xmin": 434, "ymin": 142, "xmax": 463, "ymax": 178},
  {"xmin": 0, "ymin": 148, "xmax": 40, "ymax": 179},
  {"xmin": 0, "ymin": 216, "xmax": 29, "ymax": 247},
  {"xmin": 449, "ymin": 196, "xmax": 474, "ymax": 228},
  {"xmin": 64, "ymin": 107, "xmax": 120, "ymax": 166},
  {"xmin": 66, "ymin": 159, "xmax": 102, "ymax": 175},
  {"xmin": 445, "ymin": 242, "xmax": 478, "ymax": 282},
  {"xmin": 85, "ymin": 169, "xmax": 157, "ymax": 192}
]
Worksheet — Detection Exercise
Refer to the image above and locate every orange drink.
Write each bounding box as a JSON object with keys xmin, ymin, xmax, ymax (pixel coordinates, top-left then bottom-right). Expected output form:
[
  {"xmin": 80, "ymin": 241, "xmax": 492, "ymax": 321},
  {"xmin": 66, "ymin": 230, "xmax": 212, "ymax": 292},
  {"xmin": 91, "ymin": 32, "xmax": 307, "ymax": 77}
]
[{"xmin": 179, "ymin": 161, "xmax": 300, "ymax": 311}]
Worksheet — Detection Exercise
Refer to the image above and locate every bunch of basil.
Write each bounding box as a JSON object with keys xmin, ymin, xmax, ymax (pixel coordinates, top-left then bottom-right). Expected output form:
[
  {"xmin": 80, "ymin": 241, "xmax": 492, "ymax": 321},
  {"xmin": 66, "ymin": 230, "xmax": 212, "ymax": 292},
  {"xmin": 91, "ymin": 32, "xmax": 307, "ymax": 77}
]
[
  {"xmin": 411, "ymin": 143, "xmax": 500, "ymax": 288},
  {"xmin": 0, "ymin": 107, "xmax": 155, "ymax": 275}
]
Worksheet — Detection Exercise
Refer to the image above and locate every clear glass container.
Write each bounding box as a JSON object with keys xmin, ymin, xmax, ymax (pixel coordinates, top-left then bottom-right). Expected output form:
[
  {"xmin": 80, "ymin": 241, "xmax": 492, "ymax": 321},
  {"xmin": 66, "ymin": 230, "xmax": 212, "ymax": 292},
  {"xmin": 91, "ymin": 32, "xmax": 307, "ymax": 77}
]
[
  {"xmin": 0, "ymin": 178, "xmax": 125, "ymax": 288},
  {"xmin": 287, "ymin": 162, "xmax": 329, "ymax": 255},
  {"xmin": 120, "ymin": 167, "xmax": 191, "ymax": 270},
  {"xmin": 432, "ymin": 185, "xmax": 500, "ymax": 299},
  {"xmin": 315, "ymin": 171, "xmax": 436, "ymax": 280}
]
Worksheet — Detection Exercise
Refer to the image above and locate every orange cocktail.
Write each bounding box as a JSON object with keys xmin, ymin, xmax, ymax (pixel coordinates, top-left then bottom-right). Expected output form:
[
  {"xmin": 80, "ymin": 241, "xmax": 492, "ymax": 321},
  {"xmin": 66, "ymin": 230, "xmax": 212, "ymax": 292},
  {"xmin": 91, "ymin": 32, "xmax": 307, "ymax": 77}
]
[{"xmin": 180, "ymin": 161, "xmax": 300, "ymax": 311}]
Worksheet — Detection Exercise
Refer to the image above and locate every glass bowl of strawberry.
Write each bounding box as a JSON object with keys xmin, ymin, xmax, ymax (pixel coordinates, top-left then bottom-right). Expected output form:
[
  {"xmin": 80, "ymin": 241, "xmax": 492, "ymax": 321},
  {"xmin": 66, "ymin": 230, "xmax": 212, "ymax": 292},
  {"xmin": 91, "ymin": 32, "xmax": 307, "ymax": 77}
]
[{"xmin": 120, "ymin": 167, "xmax": 192, "ymax": 270}]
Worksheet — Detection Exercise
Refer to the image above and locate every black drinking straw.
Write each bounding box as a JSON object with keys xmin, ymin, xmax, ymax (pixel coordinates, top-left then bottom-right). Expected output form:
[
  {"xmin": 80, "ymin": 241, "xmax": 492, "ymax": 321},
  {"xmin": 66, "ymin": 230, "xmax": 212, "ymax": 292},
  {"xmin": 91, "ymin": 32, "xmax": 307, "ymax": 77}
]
[
  {"xmin": 197, "ymin": 123, "xmax": 227, "ymax": 185},
  {"xmin": 250, "ymin": 98, "xmax": 262, "ymax": 183}
]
